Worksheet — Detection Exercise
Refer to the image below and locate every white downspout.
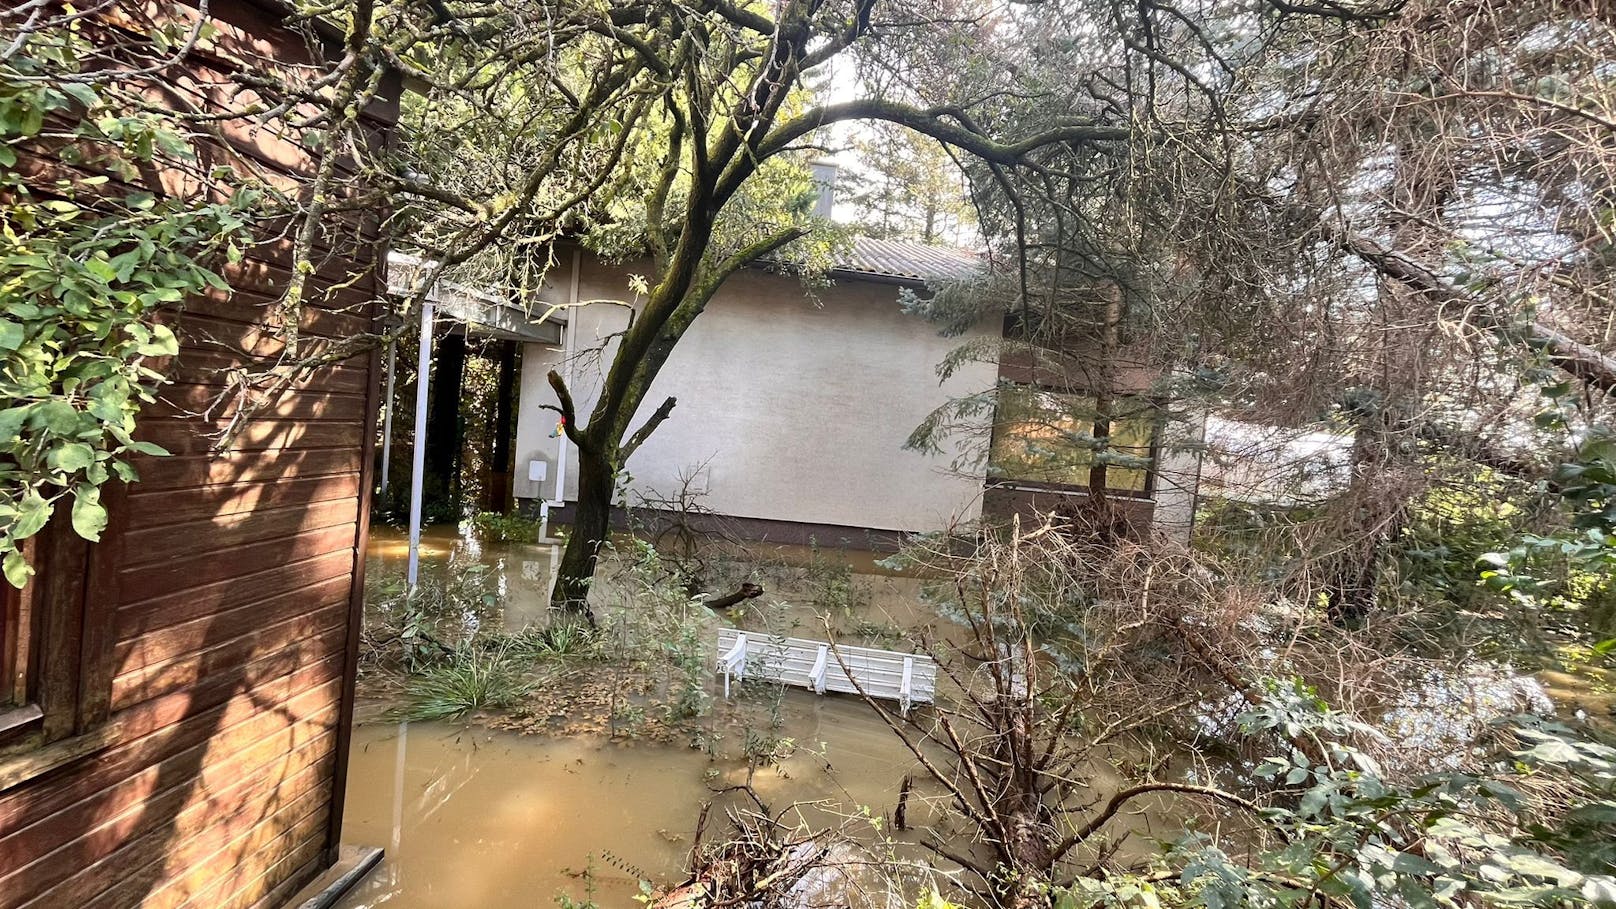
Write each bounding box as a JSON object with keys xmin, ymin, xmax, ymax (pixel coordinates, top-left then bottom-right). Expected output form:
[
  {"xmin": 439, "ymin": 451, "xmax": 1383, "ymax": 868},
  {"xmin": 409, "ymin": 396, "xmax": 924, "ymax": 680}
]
[
  {"xmin": 538, "ymin": 249, "xmax": 580, "ymax": 539},
  {"xmin": 379, "ymin": 337, "xmax": 396, "ymax": 494},
  {"xmin": 406, "ymin": 292, "xmax": 435, "ymax": 589}
]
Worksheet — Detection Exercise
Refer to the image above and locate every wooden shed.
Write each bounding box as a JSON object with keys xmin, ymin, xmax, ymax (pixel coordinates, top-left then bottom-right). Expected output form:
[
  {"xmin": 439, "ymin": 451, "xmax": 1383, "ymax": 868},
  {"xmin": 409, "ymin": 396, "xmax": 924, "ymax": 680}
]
[{"xmin": 0, "ymin": 1, "xmax": 394, "ymax": 906}]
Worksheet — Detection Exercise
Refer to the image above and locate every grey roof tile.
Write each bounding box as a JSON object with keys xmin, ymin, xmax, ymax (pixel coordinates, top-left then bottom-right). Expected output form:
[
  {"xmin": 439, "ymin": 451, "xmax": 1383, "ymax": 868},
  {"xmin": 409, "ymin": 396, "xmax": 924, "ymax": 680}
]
[{"xmin": 831, "ymin": 236, "xmax": 981, "ymax": 285}]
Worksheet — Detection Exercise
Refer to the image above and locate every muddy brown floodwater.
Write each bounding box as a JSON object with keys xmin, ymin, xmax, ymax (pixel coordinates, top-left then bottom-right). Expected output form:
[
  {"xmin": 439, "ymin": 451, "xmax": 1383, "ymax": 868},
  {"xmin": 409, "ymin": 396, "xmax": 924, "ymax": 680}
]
[
  {"xmin": 337, "ymin": 525, "xmax": 1594, "ymax": 908},
  {"xmin": 335, "ymin": 526, "xmax": 974, "ymax": 908},
  {"xmin": 334, "ymin": 698, "xmax": 944, "ymax": 908}
]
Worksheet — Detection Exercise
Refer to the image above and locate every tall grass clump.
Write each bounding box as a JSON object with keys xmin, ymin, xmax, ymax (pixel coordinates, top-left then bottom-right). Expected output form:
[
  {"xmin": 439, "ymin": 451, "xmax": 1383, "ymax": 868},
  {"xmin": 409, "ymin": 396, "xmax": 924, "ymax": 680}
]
[
  {"xmin": 390, "ymin": 642, "xmax": 535, "ymax": 721},
  {"xmin": 508, "ymin": 619, "xmax": 600, "ymax": 661}
]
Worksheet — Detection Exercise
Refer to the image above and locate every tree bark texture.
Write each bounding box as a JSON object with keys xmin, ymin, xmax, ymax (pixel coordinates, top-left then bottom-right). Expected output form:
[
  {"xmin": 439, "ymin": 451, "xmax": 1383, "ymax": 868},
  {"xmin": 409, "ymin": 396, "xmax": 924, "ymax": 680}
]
[{"xmin": 552, "ymin": 445, "xmax": 616, "ymax": 622}]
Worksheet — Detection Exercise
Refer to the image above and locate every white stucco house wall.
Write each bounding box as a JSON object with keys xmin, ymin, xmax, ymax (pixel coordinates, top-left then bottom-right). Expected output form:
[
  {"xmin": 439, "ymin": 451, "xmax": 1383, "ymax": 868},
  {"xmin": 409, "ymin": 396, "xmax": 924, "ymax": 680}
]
[
  {"xmin": 493, "ymin": 237, "xmax": 1202, "ymax": 547},
  {"xmin": 508, "ymin": 239, "xmax": 999, "ymax": 546}
]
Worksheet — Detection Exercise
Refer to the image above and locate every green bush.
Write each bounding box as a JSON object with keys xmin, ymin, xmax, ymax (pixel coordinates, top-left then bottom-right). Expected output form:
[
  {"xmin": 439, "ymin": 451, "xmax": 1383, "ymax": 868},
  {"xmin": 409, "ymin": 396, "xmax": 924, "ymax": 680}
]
[{"xmin": 1, "ymin": 28, "xmax": 256, "ymax": 586}]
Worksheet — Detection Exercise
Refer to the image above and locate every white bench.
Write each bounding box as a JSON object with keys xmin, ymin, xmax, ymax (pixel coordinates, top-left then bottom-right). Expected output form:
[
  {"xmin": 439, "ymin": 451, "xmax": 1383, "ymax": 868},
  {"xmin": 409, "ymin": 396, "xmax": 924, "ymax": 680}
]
[{"xmin": 715, "ymin": 628, "xmax": 937, "ymax": 716}]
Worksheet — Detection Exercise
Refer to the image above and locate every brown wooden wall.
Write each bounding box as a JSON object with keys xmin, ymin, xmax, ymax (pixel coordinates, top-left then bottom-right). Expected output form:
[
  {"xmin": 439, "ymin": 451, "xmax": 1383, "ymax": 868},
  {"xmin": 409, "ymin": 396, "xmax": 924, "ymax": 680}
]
[{"xmin": 0, "ymin": 2, "xmax": 394, "ymax": 906}]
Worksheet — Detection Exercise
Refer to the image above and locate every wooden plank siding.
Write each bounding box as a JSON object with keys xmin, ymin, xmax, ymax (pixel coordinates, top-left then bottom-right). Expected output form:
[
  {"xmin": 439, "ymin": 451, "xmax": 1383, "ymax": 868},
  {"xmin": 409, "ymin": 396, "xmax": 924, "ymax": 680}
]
[{"xmin": 0, "ymin": 1, "xmax": 396, "ymax": 907}]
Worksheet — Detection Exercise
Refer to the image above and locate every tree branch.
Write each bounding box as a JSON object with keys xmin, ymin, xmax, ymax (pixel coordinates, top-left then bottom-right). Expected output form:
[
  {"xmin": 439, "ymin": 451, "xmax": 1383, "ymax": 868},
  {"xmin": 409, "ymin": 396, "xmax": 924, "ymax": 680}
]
[
  {"xmin": 709, "ymin": 0, "xmax": 774, "ymax": 36},
  {"xmin": 1264, "ymin": 0, "xmax": 1405, "ymax": 21},
  {"xmin": 1053, "ymin": 781, "xmax": 1265, "ymax": 861},
  {"xmin": 620, "ymin": 395, "xmax": 676, "ymax": 460},
  {"xmin": 545, "ymin": 369, "xmax": 587, "ymax": 449},
  {"xmin": 709, "ymin": 225, "xmax": 810, "ymax": 286},
  {"xmin": 1326, "ymin": 223, "xmax": 1616, "ymax": 393},
  {"xmin": 756, "ymin": 98, "xmax": 1130, "ymax": 165}
]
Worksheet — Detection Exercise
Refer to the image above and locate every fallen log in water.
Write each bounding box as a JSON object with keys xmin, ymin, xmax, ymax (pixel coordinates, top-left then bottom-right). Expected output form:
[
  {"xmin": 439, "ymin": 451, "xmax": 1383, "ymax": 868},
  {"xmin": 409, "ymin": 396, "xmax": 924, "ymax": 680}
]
[{"xmin": 703, "ymin": 582, "xmax": 764, "ymax": 610}]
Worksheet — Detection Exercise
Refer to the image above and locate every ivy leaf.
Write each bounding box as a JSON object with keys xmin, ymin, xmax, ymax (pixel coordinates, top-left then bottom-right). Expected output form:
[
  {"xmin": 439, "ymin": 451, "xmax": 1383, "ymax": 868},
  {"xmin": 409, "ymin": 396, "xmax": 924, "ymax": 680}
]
[
  {"xmin": 136, "ymin": 323, "xmax": 179, "ymax": 357},
  {"xmin": 59, "ymin": 82, "xmax": 98, "ymax": 109},
  {"xmin": 1390, "ymin": 851, "xmax": 1443, "ymax": 876},
  {"xmin": 84, "ymin": 255, "xmax": 118, "ymax": 283},
  {"xmin": 0, "ymin": 37, "xmax": 254, "ymax": 577},
  {"xmin": 0, "ymin": 405, "xmax": 27, "ymax": 441},
  {"xmin": 1522, "ymin": 739, "xmax": 1581, "ymax": 765},
  {"xmin": 31, "ymin": 400, "xmax": 81, "ymax": 434},
  {"xmin": 88, "ymin": 394, "xmax": 127, "ymax": 423},
  {"xmin": 70, "ymin": 485, "xmax": 107, "ymax": 541},
  {"xmin": 1583, "ymin": 877, "xmax": 1616, "ymax": 906},
  {"xmin": 1500, "ymin": 850, "xmax": 1580, "ymax": 884},
  {"xmin": 19, "ymin": 104, "xmax": 43, "ymax": 137},
  {"xmin": 1566, "ymin": 802, "xmax": 1616, "ymax": 825},
  {"xmin": 1299, "ymin": 787, "xmax": 1329, "ymax": 818}
]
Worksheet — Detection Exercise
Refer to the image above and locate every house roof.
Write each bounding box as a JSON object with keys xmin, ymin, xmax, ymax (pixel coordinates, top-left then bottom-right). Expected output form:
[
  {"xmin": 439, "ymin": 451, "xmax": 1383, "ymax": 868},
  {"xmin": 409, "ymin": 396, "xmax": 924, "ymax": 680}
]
[{"xmin": 830, "ymin": 236, "xmax": 981, "ymax": 286}]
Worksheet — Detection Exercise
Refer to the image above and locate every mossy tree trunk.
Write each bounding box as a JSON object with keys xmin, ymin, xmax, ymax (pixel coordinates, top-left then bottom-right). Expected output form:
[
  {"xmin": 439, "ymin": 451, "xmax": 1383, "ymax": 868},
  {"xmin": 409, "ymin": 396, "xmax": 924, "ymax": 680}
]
[
  {"xmin": 424, "ymin": 328, "xmax": 466, "ymax": 514},
  {"xmin": 537, "ymin": 0, "xmax": 1134, "ymax": 615},
  {"xmin": 552, "ymin": 442, "xmax": 617, "ymax": 622}
]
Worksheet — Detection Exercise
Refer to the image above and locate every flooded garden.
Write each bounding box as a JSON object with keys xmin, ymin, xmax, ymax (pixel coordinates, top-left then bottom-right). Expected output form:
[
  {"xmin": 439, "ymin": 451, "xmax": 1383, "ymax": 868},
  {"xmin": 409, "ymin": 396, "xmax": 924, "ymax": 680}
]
[
  {"xmin": 337, "ymin": 525, "xmax": 963, "ymax": 907},
  {"xmin": 331, "ymin": 517, "xmax": 1616, "ymax": 909}
]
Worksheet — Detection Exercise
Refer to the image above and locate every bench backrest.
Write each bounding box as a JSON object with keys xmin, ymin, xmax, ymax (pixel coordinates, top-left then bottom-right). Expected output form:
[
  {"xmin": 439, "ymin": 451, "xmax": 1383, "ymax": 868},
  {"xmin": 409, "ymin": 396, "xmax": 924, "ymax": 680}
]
[{"xmin": 715, "ymin": 628, "xmax": 937, "ymax": 703}]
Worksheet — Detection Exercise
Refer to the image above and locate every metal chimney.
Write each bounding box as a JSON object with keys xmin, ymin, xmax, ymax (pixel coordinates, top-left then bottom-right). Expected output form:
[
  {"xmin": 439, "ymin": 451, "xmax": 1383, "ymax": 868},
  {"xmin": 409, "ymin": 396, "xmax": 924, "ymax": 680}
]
[{"xmin": 809, "ymin": 160, "xmax": 838, "ymax": 219}]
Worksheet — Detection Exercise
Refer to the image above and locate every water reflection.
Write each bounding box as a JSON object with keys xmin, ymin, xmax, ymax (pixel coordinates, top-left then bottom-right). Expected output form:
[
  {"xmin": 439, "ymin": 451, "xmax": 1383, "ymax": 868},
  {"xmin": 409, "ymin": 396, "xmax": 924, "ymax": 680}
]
[
  {"xmin": 368, "ymin": 524, "xmax": 561, "ymax": 632},
  {"xmin": 346, "ymin": 525, "xmax": 961, "ymax": 907},
  {"xmin": 334, "ymin": 694, "xmax": 939, "ymax": 909},
  {"xmin": 364, "ymin": 523, "xmax": 942, "ymax": 645}
]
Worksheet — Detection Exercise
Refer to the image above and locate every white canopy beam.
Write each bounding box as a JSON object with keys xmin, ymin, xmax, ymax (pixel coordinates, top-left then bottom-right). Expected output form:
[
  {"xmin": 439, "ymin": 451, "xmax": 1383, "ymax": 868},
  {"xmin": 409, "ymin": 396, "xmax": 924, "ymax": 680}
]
[{"xmin": 406, "ymin": 297, "xmax": 434, "ymax": 589}]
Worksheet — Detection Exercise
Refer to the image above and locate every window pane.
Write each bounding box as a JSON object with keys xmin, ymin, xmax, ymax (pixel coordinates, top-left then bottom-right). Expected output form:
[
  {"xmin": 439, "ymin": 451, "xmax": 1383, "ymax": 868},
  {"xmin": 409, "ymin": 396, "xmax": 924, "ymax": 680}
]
[{"xmin": 988, "ymin": 387, "xmax": 1155, "ymax": 492}]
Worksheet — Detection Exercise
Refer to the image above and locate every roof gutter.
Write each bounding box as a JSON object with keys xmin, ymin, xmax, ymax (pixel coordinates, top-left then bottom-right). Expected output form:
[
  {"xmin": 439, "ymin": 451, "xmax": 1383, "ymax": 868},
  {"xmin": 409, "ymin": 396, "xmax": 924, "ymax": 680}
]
[{"xmin": 825, "ymin": 268, "xmax": 937, "ymax": 289}]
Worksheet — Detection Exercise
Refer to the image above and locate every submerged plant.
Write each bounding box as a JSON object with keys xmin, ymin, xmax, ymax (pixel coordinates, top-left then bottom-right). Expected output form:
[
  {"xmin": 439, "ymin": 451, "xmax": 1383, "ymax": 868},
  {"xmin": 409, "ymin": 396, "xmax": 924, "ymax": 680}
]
[
  {"xmin": 807, "ymin": 540, "xmax": 871, "ymax": 617},
  {"xmin": 662, "ymin": 614, "xmax": 711, "ymax": 721},
  {"xmin": 362, "ymin": 559, "xmax": 502, "ymax": 671},
  {"xmin": 597, "ymin": 538, "xmax": 718, "ymax": 724},
  {"xmin": 509, "ymin": 619, "xmax": 601, "ymax": 662},
  {"xmin": 391, "ymin": 644, "xmax": 534, "ymax": 722},
  {"xmin": 472, "ymin": 511, "xmax": 546, "ymax": 544}
]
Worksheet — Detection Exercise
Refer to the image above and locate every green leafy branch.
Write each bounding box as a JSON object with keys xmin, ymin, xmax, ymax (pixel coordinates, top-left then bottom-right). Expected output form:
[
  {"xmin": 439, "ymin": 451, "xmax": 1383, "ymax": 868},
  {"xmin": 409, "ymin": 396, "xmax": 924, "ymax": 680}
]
[
  {"xmin": 1175, "ymin": 685, "xmax": 1614, "ymax": 909},
  {"xmin": 1478, "ymin": 432, "xmax": 1616, "ymax": 628},
  {"xmin": 1048, "ymin": 682, "xmax": 1615, "ymax": 909},
  {"xmin": 0, "ymin": 27, "xmax": 256, "ymax": 586}
]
